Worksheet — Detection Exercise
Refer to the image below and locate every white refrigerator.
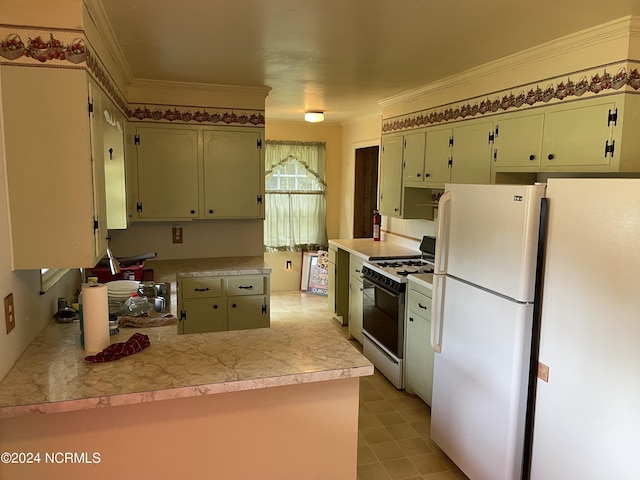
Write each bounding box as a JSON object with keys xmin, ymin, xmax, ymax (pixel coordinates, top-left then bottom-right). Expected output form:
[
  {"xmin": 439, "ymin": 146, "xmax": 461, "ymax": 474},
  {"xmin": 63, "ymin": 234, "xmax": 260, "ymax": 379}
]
[
  {"xmin": 430, "ymin": 183, "xmax": 547, "ymax": 480},
  {"xmin": 530, "ymin": 178, "xmax": 640, "ymax": 479}
]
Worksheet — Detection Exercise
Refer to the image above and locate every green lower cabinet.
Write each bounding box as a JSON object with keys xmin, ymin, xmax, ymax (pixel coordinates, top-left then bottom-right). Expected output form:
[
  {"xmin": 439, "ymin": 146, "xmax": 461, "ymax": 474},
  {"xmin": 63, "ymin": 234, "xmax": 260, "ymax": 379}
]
[
  {"xmin": 179, "ymin": 298, "xmax": 227, "ymax": 334},
  {"xmin": 178, "ymin": 274, "xmax": 270, "ymax": 334},
  {"xmin": 405, "ymin": 280, "xmax": 434, "ymax": 406},
  {"xmin": 228, "ymin": 296, "xmax": 269, "ymax": 330}
]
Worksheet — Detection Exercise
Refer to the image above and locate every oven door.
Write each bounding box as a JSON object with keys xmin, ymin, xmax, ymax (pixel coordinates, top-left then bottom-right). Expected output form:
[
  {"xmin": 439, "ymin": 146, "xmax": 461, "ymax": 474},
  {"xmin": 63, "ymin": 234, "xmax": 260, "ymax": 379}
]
[{"xmin": 362, "ymin": 277, "xmax": 404, "ymax": 359}]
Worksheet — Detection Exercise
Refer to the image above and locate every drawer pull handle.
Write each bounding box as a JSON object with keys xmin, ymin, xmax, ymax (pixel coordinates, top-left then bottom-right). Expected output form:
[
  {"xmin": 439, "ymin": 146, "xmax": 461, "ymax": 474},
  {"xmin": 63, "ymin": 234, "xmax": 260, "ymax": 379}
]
[
  {"xmin": 418, "ymin": 302, "xmax": 428, "ymax": 310},
  {"xmin": 194, "ymin": 288, "xmax": 210, "ymax": 292},
  {"xmin": 238, "ymin": 285, "xmax": 253, "ymax": 289}
]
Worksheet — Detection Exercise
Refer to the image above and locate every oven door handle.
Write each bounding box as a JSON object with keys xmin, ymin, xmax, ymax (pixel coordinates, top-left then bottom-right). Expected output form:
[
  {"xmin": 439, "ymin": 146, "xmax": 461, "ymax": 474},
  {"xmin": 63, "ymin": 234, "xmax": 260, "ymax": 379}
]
[
  {"xmin": 364, "ymin": 278, "xmax": 400, "ymax": 298},
  {"xmin": 430, "ymin": 274, "xmax": 444, "ymax": 353}
]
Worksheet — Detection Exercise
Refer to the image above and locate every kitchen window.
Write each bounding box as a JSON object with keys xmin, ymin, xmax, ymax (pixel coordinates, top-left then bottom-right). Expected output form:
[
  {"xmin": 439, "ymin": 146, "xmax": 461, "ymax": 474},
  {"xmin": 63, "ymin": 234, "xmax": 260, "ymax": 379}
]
[{"xmin": 264, "ymin": 141, "xmax": 327, "ymax": 251}]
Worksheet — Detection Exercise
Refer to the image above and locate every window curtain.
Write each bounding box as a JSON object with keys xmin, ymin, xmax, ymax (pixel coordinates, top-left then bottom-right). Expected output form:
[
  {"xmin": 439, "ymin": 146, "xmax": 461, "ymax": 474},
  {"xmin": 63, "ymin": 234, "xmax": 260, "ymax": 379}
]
[{"xmin": 264, "ymin": 141, "xmax": 327, "ymax": 252}]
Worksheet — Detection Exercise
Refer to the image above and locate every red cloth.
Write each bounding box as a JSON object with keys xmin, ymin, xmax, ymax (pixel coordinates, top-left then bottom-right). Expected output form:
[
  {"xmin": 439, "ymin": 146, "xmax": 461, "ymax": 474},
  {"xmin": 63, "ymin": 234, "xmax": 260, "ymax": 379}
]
[{"xmin": 84, "ymin": 333, "xmax": 150, "ymax": 362}]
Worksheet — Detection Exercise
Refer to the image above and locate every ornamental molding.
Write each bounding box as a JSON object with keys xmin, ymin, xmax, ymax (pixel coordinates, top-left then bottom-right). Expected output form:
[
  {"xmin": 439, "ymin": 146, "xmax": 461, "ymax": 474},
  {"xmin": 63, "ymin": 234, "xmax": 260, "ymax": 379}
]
[
  {"xmin": 0, "ymin": 25, "xmax": 265, "ymax": 128},
  {"xmin": 381, "ymin": 61, "xmax": 640, "ymax": 134}
]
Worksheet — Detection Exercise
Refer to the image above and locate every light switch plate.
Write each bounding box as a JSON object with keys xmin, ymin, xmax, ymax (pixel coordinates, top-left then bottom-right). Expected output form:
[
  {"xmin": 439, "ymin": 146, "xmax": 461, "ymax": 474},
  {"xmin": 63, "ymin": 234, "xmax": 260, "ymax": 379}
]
[
  {"xmin": 172, "ymin": 226, "xmax": 183, "ymax": 244},
  {"xmin": 4, "ymin": 293, "xmax": 15, "ymax": 334}
]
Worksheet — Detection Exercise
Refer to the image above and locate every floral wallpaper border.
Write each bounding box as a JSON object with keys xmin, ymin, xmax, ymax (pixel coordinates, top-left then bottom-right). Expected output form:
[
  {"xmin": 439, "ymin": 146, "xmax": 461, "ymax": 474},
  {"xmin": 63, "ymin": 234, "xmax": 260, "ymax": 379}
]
[
  {"xmin": 0, "ymin": 26, "xmax": 266, "ymax": 127},
  {"xmin": 382, "ymin": 62, "xmax": 640, "ymax": 133}
]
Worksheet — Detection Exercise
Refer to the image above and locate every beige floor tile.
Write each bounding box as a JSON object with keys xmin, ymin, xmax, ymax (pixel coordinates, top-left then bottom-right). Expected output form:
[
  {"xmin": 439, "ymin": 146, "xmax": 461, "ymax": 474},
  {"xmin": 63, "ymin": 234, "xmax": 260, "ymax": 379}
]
[
  {"xmin": 359, "ymin": 413, "xmax": 384, "ymax": 430},
  {"xmin": 385, "ymin": 423, "xmax": 421, "ymax": 441},
  {"xmin": 375, "ymin": 410, "xmax": 409, "ymax": 427},
  {"xmin": 370, "ymin": 441, "xmax": 407, "ymax": 462},
  {"xmin": 358, "ymin": 445, "xmax": 379, "ymax": 466},
  {"xmin": 366, "ymin": 399, "xmax": 396, "ymax": 414},
  {"xmin": 381, "ymin": 457, "xmax": 421, "ymax": 480},
  {"xmin": 396, "ymin": 437, "xmax": 433, "ymax": 457},
  {"xmin": 409, "ymin": 453, "xmax": 449, "ymax": 476},
  {"xmin": 361, "ymin": 427, "xmax": 395, "ymax": 445},
  {"xmin": 358, "ymin": 462, "xmax": 393, "ymax": 480}
]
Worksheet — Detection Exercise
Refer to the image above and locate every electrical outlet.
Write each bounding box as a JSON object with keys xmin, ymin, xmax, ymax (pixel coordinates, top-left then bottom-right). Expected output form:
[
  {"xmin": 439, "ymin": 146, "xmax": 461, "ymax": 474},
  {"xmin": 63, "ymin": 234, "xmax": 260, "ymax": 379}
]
[
  {"xmin": 172, "ymin": 226, "xmax": 183, "ymax": 244},
  {"xmin": 4, "ymin": 293, "xmax": 15, "ymax": 334}
]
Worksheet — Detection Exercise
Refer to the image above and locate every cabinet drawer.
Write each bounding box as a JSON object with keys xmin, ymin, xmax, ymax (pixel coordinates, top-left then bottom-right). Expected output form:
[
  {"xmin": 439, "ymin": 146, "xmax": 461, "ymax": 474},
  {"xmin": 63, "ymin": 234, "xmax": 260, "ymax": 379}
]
[
  {"xmin": 349, "ymin": 255, "xmax": 365, "ymax": 278},
  {"xmin": 226, "ymin": 276, "xmax": 265, "ymax": 296},
  {"xmin": 181, "ymin": 278, "xmax": 223, "ymax": 299},
  {"xmin": 407, "ymin": 290, "xmax": 432, "ymax": 319}
]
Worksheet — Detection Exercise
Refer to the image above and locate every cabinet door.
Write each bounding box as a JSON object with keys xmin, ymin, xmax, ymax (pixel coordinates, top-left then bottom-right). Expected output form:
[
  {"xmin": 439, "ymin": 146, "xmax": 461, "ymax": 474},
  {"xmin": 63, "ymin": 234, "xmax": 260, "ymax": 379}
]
[
  {"xmin": 405, "ymin": 308, "xmax": 434, "ymax": 406},
  {"xmin": 103, "ymin": 95, "xmax": 128, "ymax": 229},
  {"xmin": 403, "ymin": 132, "xmax": 427, "ymax": 184},
  {"xmin": 424, "ymin": 127, "xmax": 453, "ymax": 186},
  {"xmin": 493, "ymin": 113, "xmax": 544, "ymax": 167},
  {"xmin": 136, "ymin": 126, "xmax": 199, "ymax": 219},
  {"xmin": 541, "ymin": 100, "xmax": 616, "ymax": 167},
  {"xmin": 349, "ymin": 276, "xmax": 364, "ymax": 344},
  {"xmin": 451, "ymin": 120, "xmax": 493, "ymax": 184},
  {"xmin": 203, "ymin": 130, "xmax": 264, "ymax": 218},
  {"xmin": 180, "ymin": 298, "xmax": 227, "ymax": 334},
  {"xmin": 379, "ymin": 135, "xmax": 404, "ymax": 216},
  {"xmin": 228, "ymin": 296, "xmax": 269, "ymax": 330}
]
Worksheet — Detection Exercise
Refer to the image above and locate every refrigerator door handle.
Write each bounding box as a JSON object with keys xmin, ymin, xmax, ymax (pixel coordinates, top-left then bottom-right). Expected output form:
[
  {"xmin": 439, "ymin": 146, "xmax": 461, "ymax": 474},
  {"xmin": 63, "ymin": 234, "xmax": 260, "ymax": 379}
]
[
  {"xmin": 434, "ymin": 191, "xmax": 452, "ymax": 274},
  {"xmin": 430, "ymin": 274, "xmax": 444, "ymax": 353}
]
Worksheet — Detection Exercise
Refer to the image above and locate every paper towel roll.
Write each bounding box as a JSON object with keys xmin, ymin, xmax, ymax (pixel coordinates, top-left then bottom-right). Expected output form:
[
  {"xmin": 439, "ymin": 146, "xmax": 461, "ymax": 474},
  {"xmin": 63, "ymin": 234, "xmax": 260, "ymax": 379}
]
[{"xmin": 82, "ymin": 283, "xmax": 111, "ymax": 355}]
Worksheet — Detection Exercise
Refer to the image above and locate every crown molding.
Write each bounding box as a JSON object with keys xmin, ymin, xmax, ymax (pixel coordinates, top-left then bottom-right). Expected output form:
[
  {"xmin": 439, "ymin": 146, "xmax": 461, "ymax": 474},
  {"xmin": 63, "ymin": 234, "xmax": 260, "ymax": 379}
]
[
  {"xmin": 379, "ymin": 15, "xmax": 637, "ymax": 109},
  {"xmin": 83, "ymin": 0, "xmax": 134, "ymax": 84}
]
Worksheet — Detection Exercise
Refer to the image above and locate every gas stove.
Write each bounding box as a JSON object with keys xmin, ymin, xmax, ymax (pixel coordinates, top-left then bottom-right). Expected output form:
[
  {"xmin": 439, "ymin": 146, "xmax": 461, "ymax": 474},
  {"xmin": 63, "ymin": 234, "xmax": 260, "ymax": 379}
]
[{"xmin": 362, "ymin": 258, "xmax": 434, "ymax": 294}]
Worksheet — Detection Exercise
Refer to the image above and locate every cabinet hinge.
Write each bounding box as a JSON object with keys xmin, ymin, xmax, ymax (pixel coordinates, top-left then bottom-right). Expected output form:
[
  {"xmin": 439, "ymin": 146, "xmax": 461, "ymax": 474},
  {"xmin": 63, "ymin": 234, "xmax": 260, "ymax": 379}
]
[
  {"xmin": 257, "ymin": 138, "xmax": 262, "ymax": 149},
  {"xmin": 449, "ymin": 136, "xmax": 454, "ymax": 147},
  {"xmin": 179, "ymin": 310, "xmax": 186, "ymax": 321},
  {"xmin": 488, "ymin": 131, "xmax": 495, "ymax": 144},
  {"xmin": 257, "ymin": 194, "xmax": 263, "ymax": 205},
  {"xmin": 493, "ymin": 149, "xmax": 498, "ymax": 162},
  {"xmin": 88, "ymin": 101, "xmax": 94, "ymax": 115},
  {"xmin": 134, "ymin": 134, "xmax": 141, "ymax": 145},
  {"xmin": 495, "ymin": 124, "xmax": 499, "ymax": 138},
  {"xmin": 448, "ymin": 157, "xmax": 453, "ymax": 168},
  {"xmin": 604, "ymin": 140, "xmax": 615, "ymax": 157},
  {"xmin": 261, "ymin": 304, "xmax": 267, "ymax": 314},
  {"xmin": 93, "ymin": 218, "xmax": 99, "ymax": 230},
  {"xmin": 136, "ymin": 202, "xmax": 143, "ymax": 212},
  {"xmin": 403, "ymin": 138, "xmax": 407, "ymax": 149},
  {"xmin": 607, "ymin": 108, "xmax": 618, "ymax": 127}
]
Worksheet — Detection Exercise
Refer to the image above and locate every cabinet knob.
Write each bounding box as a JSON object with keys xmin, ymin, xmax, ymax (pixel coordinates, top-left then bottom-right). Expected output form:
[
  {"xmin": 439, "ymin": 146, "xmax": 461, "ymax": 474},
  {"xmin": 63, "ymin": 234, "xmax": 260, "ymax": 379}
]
[
  {"xmin": 416, "ymin": 173, "xmax": 421, "ymax": 177},
  {"xmin": 394, "ymin": 208, "xmax": 399, "ymax": 212},
  {"xmin": 424, "ymin": 173, "xmax": 430, "ymax": 178},
  {"xmin": 232, "ymin": 303, "xmax": 237, "ymax": 308},
  {"xmin": 547, "ymin": 154, "xmax": 555, "ymax": 160},
  {"xmin": 529, "ymin": 154, "xmax": 536, "ymax": 161},
  {"xmin": 209, "ymin": 209, "xmax": 214, "ymax": 214},
  {"xmin": 409, "ymin": 317, "xmax": 414, "ymax": 322},
  {"xmin": 213, "ymin": 304, "xmax": 218, "ymax": 309},
  {"xmin": 190, "ymin": 209, "xmax": 196, "ymax": 214}
]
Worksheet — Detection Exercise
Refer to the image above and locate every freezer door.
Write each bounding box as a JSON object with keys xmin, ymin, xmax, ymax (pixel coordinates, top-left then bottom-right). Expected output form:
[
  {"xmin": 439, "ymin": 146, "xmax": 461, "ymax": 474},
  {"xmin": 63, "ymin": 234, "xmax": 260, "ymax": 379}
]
[
  {"xmin": 431, "ymin": 276, "xmax": 533, "ymax": 480},
  {"xmin": 436, "ymin": 183, "xmax": 545, "ymax": 302}
]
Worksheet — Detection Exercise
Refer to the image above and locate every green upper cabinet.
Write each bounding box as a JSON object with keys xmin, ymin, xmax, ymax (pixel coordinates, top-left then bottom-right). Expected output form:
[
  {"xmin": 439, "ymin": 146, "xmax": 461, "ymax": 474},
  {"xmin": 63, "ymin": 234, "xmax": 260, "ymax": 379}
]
[
  {"xmin": 1, "ymin": 66, "xmax": 109, "ymax": 269},
  {"xmin": 135, "ymin": 126, "xmax": 200, "ymax": 220},
  {"xmin": 449, "ymin": 119, "xmax": 494, "ymax": 184},
  {"xmin": 424, "ymin": 127, "xmax": 454, "ymax": 186},
  {"xmin": 132, "ymin": 124, "xmax": 265, "ymax": 221},
  {"xmin": 492, "ymin": 112, "xmax": 545, "ymax": 168},
  {"xmin": 402, "ymin": 131, "xmax": 427, "ymax": 185},
  {"xmin": 541, "ymin": 99, "xmax": 615, "ymax": 168},
  {"xmin": 203, "ymin": 129, "xmax": 264, "ymax": 219},
  {"xmin": 379, "ymin": 135, "xmax": 404, "ymax": 216}
]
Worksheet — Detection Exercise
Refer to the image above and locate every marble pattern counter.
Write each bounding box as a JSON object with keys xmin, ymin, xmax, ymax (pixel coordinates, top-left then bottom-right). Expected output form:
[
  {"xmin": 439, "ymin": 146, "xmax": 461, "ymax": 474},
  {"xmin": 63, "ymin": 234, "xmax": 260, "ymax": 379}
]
[
  {"xmin": 0, "ymin": 319, "xmax": 372, "ymax": 418},
  {"xmin": 145, "ymin": 256, "xmax": 271, "ymax": 283}
]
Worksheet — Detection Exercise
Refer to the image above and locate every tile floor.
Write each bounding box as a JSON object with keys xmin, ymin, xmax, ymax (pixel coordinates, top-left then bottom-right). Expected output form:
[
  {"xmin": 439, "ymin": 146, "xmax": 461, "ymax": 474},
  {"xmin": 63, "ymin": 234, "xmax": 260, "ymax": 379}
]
[{"xmin": 270, "ymin": 291, "xmax": 469, "ymax": 480}]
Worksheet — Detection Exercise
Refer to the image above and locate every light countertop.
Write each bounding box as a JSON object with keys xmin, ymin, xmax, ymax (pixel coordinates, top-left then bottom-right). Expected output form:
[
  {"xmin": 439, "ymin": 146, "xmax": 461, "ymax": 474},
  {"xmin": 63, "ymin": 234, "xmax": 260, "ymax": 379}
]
[
  {"xmin": 0, "ymin": 320, "xmax": 372, "ymax": 419},
  {"xmin": 408, "ymin": 273, "xmax": 434, "ymax": 290},
  {"xmin": 145, "ymin": 256, "xmax": 271, "ymax": 283},
  {"xmin": 329, "ymin": 238, "xmax": 420, "ymax": 259}
]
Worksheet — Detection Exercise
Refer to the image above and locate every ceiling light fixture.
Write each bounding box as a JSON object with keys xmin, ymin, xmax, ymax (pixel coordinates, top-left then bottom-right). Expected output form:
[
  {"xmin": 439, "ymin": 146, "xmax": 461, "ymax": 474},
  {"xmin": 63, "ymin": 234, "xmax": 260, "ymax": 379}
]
[{"xmin": 304, "ymin": 111, "xmax": 324, "ymax": 123}]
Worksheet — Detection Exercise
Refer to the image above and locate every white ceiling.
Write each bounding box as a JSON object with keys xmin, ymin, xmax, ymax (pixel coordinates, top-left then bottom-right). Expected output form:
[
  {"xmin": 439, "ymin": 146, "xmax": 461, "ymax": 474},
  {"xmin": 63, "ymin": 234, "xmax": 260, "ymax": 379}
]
[{"xmin": 99, "ymin": 0, "xmax": 640, "ymax": 123}]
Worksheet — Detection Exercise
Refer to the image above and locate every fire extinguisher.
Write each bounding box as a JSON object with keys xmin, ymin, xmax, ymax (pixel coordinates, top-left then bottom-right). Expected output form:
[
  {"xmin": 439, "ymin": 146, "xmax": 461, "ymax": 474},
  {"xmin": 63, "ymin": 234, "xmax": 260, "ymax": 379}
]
[{"xmin": 373, "ymin": 210, "xmax": 381, "ymax": 241}]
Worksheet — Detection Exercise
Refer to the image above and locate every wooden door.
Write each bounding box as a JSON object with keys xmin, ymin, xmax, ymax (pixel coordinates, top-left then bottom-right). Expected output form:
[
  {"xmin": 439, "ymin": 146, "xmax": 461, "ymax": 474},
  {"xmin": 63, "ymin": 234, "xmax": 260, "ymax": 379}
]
[{"xmin": 353, "ymin": 146, "xmax": 379, "ymax": 238}]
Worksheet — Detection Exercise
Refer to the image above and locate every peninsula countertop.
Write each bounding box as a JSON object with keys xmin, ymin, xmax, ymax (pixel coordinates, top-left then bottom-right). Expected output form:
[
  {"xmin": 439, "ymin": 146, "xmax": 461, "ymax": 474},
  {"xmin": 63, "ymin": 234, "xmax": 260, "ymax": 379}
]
[
  {"xmin": 0, "ymin": 320, "xmax": 373, "ymax": 419},
  {"xmin": 329, "ymin": 238, "xmax": 421, "ymax": 259},
  {"xmin": 145, "ymin": 256, "xmax": 272, "ymax": 283}
]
